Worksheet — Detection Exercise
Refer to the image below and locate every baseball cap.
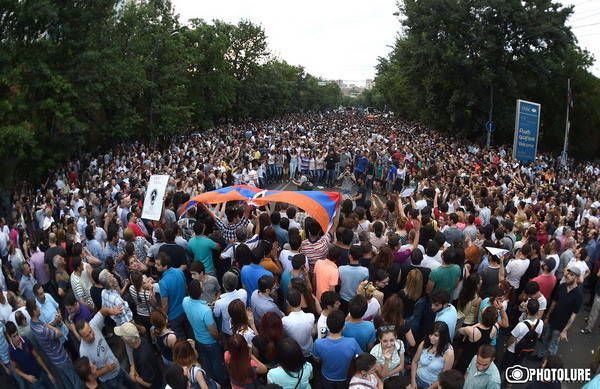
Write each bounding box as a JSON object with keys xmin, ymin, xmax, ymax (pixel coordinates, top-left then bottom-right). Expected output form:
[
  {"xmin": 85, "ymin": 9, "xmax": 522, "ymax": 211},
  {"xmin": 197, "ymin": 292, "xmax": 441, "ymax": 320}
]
[
  {"xmin": 114, "ymin": 322, "xmax": 139, "ymax": 338},
  {"xmin": 543, "ymin": 257, "xmax": 556, "ymax": 272},
  {"xmin": 566, "ymin": 264, "xmax": 582, "ymax": 277}
]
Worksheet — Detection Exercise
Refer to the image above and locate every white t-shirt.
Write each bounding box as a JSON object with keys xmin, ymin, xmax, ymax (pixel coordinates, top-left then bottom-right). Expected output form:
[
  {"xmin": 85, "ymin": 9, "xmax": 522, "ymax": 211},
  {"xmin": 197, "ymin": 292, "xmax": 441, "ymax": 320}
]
[
  {"xmin": 317, "ymin": 313, "xmax": 329, "ymax": 339},
  {"xmin": 282, "ymin": 311, "xmax": 315, "ymax": 357},
  {"xmin": 213, "ymin": 289, "xmax": 248, "ymax": 335},
  {"xmin": 422, "ymin": 256, "xmax": 441, "ymax": 271},
  {"xmin": 508, "ymin": 318, "xmax": 543, "ymax": 353},
  {"xmin": 518, "ymin": 295, "xmax": 547, "ymax": 322},
  {"xmin": 505, "ymin": 258, "xmax": 530, "ymax": 289},
  {"xmin": 560, "ymin": 260, "xmax": 589, "ymax": 284},
  {"xmin": 362, "ymin": 298, "xmax": 381, "ymax": 321}
]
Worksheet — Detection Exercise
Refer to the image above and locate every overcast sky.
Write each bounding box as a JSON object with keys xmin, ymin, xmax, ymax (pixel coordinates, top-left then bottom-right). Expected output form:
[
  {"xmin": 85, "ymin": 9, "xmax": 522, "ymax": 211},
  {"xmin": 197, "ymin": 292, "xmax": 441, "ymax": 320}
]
[{"xmin": 171, "ymin": 0, "xmax": 600, "ymax": 85}]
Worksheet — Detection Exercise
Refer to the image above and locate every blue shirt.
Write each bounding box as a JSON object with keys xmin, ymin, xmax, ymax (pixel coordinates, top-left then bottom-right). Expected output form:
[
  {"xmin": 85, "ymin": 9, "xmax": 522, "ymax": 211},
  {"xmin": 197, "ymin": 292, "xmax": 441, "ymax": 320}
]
[
  {"xmin": 87, "ymin": 239, "xmax": 105, "ymax": 262},
  {"xmin": 159, "ymin": 267, "xmax": 186, "ymax": 319},
  {"xmin": 37, "ymin": 293, "xmax": 69, "ymax": 343},
  {"xmin": 435, "ymin": 304, "xmax": 458, "ymax": 337},
  {"xmin": 188, "ymin": 236, "xmax": 218, "ymax": 273},
  {"xmin": 241, "ymin": 264, "xmax": 273, "ymax": 303},
  {"xmin": 8, "ymin": 336, "xmax": 43, "ymax": 378},
  {"xmin": 182, "ymin": 297, "xmax": 216, "ymax": 345},
  {"xmin": 271, "ymin": 225, "xmax": 289, "ymax": 248},
  {"xmin": 338, "ymin": 265, "xmax": 369, "ymax": 302},
  {"xmin": 0, "ymin": 322, "xmax": 9, "ymax": 364},
  {"xmin": 342, "ymin": 321, "xmax": 376, "ymax": 352},
  {"xmin": 357, "ymin": 156, "xmax": 369, "ymax": 173},
  {"xmin": 312, "ymin": 336, "xmax": 363, "ymax": 381}
]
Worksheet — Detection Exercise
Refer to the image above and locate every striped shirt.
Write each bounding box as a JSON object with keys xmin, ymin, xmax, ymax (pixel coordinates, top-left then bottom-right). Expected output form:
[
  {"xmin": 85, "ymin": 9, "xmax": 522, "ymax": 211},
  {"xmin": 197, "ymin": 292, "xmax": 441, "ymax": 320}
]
[
  {"xmin": 300, "ymin": 233, "xmax": 332, "ymax": 272},
  {"xmin": 71, "ymin": 272, "xmax": 95, "ymax": 310},
  {"xmin": 30, "ymin": 320, "xmax": 67, "ymax": 364}
]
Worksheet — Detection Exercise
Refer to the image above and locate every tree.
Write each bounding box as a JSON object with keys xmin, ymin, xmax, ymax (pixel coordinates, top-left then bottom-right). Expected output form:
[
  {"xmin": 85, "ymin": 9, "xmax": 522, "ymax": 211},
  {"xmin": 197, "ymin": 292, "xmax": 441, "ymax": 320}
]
[{"xmin": 377, "ymin": 0, "xmax": 598, "ymax": 156}]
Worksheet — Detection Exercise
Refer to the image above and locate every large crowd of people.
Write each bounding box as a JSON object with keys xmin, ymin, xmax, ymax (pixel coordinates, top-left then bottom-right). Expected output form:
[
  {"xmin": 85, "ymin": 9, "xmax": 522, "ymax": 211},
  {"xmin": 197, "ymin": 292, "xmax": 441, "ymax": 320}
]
[{"xmin": 0, "ymin": 112, "xmax": 599, "ymax": 389}]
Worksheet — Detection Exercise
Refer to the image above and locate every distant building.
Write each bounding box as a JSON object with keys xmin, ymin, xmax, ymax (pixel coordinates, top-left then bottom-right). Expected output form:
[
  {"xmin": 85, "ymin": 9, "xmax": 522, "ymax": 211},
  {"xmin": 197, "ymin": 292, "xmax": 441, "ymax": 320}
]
[{"xmin": 365, "ymin": 79, "xmax": 374, "ymax": 90}]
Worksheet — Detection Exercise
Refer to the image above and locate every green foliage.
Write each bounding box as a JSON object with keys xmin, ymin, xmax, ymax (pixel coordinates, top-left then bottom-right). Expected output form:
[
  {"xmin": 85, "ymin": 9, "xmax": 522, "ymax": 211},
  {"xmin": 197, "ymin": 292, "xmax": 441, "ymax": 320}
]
[
  {"xmin": 377, "ymin": 0, "xmax": 600, "ymax": 156},
  {"xmin": 0, "ymin": 0, "xmax": 342, "ymax": 182}
]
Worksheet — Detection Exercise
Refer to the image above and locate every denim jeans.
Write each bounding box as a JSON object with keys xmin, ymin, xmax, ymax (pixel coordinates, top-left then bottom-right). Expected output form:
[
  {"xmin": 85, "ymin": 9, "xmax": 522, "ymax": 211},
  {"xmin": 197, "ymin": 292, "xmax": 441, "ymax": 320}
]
[
  {"xmin": 276, "ymin": 166, "xmax": 282, "ymax": 179},
  {"xmin": 536, "ymin": 328, "xmax": 561, "ymax": 359},
  {"xmin": 56, "ymin": 357, "xmax": 83, "ymax": 389},
  {"xmin": 196, "ymin": 341, "xmax": 228, "ymax": 384},
  {"xmin": 103, "ymin": 367, "xmax": 138, "ymax": 389},
  {"xmin": 5, "ymin": 362, "xmax": 26, "ymax": 389},
  {"xmin": 289, "ymin": 162, "xmax": 297, "ymax": 179},
  {"xmin": 325, "ymin": 169, "xmax": 335, "ymax": 186},
  {"xmin": 170, "ymin": 312, "xmax": 194, "ymax": 340},
  {"xmin": 321, "ymin": 377, "xmax": 348, "ymax": 389},
  {"xmin": 586, "ymin": 294, "xmax": 600, "ymax": 332},
  {"xmin": 408, "ymin": 296, "xmax": 427, "ymax": 335},
  {"xmin": 315, "ymin": 169, "xmax": 323, "ymax": 183},
  {"xmin": 30, "ymin": 372, "xmax": 54, "ymax": 389}
]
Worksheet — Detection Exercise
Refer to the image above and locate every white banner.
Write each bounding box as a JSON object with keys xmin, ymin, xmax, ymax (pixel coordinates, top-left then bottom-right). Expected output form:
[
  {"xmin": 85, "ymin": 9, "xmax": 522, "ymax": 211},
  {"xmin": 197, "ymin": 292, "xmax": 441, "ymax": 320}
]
[{"xmin": 141, "ymin": 175, "xmax": 169, "ymax": 221}]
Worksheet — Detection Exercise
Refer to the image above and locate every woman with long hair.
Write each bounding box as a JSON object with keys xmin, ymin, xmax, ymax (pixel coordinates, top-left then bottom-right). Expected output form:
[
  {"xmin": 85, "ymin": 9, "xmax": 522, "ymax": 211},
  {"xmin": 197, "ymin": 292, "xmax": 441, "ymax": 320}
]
[
  {"xmin": 370, "ymin": 326, "xmax": 405, "ymax": 380},
  {"xmin": 267, "ymin": 337, "xmax": 313, "ymax": 388},
  {"xmin": 356, "ymin": 281, "xmax": 381, "ymax": 321},
  {"xmin": 456, "ymin": 273, "xmax": 482, "ymax": 331},
  {"xmin": 374, "ymin": 294, "xmax": 416, "ymax": 348},
  {"xmin": 454, "ymin": 306, "xmax": 499, "ymax": 373},
  {"xmin": 369, "ymin": 245, "xmax": 400, "ymax": 300},
  {"xmin": 172, "ymin": 339, "xmax": 211, "ymax": 389},
  {"xmin": 123, "ymin": 242, "xmax": 148, "ymax": 274},
  {"xmin": 251, "ymin": 312, "xmax": 284, "ymax": 367},
  {"xmin": 290, "ymin": 277, "xmax": 321, "ymax": 316},
  {"xmin": 229, "ymin": 299, "xmax": 258, "ymax": 345},
  {"xmin": 370, "ymin": 269, "xmax": 389, "ymax": 306},
  {"xmin": 348, "ymin": 352, "xmax": 384, "ymax": 389},
  {"xmin": 129, "ymin": 271, "xmax": 156, "ymax": 332},
  {"xmin": 411, "ymin": 321, "xmax": 454, "ymax": 389},
  {"xmin": 225, "ymin": 334, "xmax": 268, "ymax": 389},
  {"xmin": 369, "ymin": 221, "xmax": 388, "ymax": 251},
  {"xmin": 399, "ymin": 269, "xmax": 423, "ymax": 334},
  {"xmin": 151, "ymin": 309, "xmax": 178, "ymax": 367}
]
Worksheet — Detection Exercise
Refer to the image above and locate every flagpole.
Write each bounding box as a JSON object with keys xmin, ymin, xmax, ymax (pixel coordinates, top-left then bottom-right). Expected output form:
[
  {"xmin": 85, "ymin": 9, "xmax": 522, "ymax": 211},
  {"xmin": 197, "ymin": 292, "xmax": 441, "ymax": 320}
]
[{"xmin": 563, "ymin": 78, "xmax": 570, "ymax": 155}]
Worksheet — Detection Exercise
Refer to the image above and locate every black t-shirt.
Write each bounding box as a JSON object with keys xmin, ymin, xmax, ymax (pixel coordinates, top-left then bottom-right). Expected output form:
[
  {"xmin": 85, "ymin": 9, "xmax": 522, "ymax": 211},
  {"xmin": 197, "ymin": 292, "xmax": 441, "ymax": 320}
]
[
  {"xmin": 398, "ymin": 263, "xmax": 430, "ymax": 297},
  {"xmin": 356, "ymin": 185, "xmax": 367, "ymax": 208},
  {"xmin": 133, "ymin": 338, "xmax": 163, "ymax": 389},
  {"xmin": 44, "ymin": 245, "xmax": 67, "ymax": 279},
  {"xmin": 90, "ymin": 285, "xmax": 103, "ymax": 310},
  {"xmin": 548, "ymin": 283, "xmax": 583, "ymax": 331},
  {"xmin": 520, "ymin": 257, "xmax": 541, "ymax": 290},
  {"xmin": 251, "ymin": 336, "xmax": 281, "ymax": 366},
  {"xmin": 398, "ymin": 289, "xmax": 417, "ymax": 318},
  {"xmin": 158, "ymin": 242, "xmax": 187, "ymax": 269},
  {"xmin": 325, "ymin": 155, "xmax": 337, "ymax": 170},
  {"xmin": 479, "ymin": 266, "xmax": 500, "ymax": 300}
]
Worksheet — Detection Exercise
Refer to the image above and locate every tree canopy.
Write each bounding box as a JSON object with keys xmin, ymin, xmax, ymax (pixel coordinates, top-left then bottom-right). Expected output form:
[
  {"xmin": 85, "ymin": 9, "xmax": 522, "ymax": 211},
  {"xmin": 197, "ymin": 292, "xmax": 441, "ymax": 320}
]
[
  {"xmin": 0, "ymin": 0, "xmax": 341, "ymax": 182},
  {"xmin": 375, "ymin": 0, "xmax": 600, "ymax": 158}
]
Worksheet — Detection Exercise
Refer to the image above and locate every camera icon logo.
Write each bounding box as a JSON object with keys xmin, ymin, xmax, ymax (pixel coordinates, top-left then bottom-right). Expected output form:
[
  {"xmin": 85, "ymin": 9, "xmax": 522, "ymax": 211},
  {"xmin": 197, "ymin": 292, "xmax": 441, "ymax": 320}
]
[{"xmin": 506, "ymin": 365, "xmax": 530, "ymax": 384}]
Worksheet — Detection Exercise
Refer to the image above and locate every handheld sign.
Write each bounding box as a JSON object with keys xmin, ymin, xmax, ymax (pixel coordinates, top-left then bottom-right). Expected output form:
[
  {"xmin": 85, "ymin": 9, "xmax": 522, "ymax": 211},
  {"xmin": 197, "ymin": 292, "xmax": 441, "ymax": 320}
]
[{"xmin": 142, "ymin": 175, "xmax": 169, "ymax": 221}]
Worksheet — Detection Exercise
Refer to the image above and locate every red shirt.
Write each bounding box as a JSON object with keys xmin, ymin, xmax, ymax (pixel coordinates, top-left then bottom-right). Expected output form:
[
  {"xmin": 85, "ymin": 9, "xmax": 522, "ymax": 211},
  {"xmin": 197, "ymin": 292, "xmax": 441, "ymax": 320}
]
[
  {"xmin": 128, "ymin": 223, "xmax": 144, "ymax": 237},
  {"xmin": 532, "ymin": 274, "xmax": 557, "ymax": 301}
]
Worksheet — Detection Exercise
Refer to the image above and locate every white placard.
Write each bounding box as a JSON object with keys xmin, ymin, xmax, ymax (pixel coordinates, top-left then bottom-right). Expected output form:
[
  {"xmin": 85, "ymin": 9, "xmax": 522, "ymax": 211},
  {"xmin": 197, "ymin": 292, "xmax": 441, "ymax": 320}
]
[
  {"xmin": 141, "ymin": 175, "xmax": 169, "ymax": 221},
  {"xmin": 401, "ymin": 188, "xmax": 415, "ymax": 198},
  {"xmin": 485, "ymin": 247, "xmax": 510, "ymax": 257}
]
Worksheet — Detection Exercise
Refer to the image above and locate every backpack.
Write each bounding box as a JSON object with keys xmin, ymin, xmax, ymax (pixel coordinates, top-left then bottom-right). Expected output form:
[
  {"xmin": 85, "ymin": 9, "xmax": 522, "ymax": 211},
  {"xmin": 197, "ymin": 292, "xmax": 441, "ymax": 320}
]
[
  {"xmin": 189, "ymin": 365, "xmax": 218, "ymax": 389},
  {"xmin": 514, "ymin": 319, "xmax": 540, "ymax": 358},
  {"xmin": 300, "ymin": 176, "xmax": 314, "ymax": 191}
]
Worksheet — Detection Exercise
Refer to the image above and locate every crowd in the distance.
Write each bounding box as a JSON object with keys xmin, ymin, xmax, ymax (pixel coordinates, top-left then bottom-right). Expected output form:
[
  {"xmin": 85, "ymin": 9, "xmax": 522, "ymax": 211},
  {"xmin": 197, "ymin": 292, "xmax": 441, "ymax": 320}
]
[{"xmin": 0, "ymin": 112, "xmax": 599, "ymax": 389}]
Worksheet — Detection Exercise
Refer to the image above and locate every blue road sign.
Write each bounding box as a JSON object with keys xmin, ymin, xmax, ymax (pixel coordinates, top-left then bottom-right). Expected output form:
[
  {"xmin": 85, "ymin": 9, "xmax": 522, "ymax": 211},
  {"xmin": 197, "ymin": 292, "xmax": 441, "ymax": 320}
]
[
  {"xmin": 512, "ymin": 100, "xmax": 541, "ymax": 163},
  {"xmin": 485, "ymin": 121, "xmax": 496, "ymax": 133}
]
